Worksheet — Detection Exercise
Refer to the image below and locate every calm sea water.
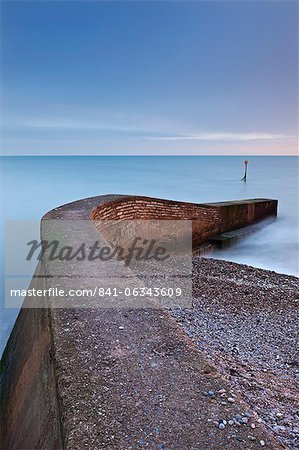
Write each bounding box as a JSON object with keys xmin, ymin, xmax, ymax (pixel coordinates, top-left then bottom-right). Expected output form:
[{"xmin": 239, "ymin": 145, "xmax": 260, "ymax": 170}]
[{"xmin": 0, "ymin": 156, "xmax": 298, "ymax": 354}]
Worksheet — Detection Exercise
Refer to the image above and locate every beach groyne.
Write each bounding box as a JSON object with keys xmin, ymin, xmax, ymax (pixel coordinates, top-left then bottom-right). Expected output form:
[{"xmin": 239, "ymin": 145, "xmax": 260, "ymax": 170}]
[{"xmin": 1, "ymin": 195, "xmax": 280, "ymax": 450}]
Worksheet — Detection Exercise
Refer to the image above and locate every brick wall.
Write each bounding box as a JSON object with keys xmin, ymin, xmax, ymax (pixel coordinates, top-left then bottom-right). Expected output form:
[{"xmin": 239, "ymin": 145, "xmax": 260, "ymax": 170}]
[
  {"xmin": 91, "ymin": 196, "xmax": 222, "ymax": 248},
  {"xmin": 91, "ymin": 196, "xmax": 278, "ymax": 249}
]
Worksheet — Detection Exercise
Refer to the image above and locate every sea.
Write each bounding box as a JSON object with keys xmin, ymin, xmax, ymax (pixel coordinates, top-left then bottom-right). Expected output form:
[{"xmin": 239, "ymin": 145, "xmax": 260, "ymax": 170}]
[{"xmin": 0, "ymin": 155, "xmax": 298, "ymax": 355}]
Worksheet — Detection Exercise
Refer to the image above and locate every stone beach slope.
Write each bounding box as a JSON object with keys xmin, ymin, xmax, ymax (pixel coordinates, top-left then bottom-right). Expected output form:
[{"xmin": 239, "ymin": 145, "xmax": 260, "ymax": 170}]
[{"xmin": 170, "ymin": 257, "xmax": 299, "ymax": 450}]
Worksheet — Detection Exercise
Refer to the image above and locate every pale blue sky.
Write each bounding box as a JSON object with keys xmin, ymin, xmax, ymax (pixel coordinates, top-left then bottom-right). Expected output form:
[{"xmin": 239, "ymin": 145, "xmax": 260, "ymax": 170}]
[{"xmin": 1, "ymin": 1, "xmax": 298, "ymax": 155}]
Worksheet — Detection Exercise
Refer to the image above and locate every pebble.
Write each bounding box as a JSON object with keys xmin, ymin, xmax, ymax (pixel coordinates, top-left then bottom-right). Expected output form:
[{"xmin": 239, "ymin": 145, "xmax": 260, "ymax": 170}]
[
  {"xmin": 242, "ymin": 417, "xmax": 248, "ymax": 424},
  {"xmin": 251, "ymin": 423, "xmax": 256, "ymax": 429},
  {"xmin": 260, "ymin": 440, "xmax": 266, "ymax": 446},
  {"xmin": 217, "ymin": 389, "xmax": 226, "ymax": 394},
  {"xmin": 228, "ymin": 397, "xmax": 235, "ymax": 403},
  {"xmin": 273, "ymin": 425, "xmax": 286, "ymax": 432},
  {"xmin": 208, "ymin": 390, "xmax": 216, "ymax": 398},
  {"xmin": 228, "ymin": 420, "xmax": 234, "ymax": 426},
  {"xmin": 233, "ymin": 416, "xmax": 243, "ymax": 427},
  {"xmin": 218, "ymin": 423, "xmax": 226, "ymax": 430},
  {"xmin": 118, "ymin": 326, "xmax": 125, "ymax": 330}
]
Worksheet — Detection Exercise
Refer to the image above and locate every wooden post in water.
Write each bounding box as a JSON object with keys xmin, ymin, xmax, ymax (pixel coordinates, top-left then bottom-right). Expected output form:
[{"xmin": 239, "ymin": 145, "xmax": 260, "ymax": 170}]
[{"xmin": 241, "ymin": 160, "xmax": 248, "ymax": 181}]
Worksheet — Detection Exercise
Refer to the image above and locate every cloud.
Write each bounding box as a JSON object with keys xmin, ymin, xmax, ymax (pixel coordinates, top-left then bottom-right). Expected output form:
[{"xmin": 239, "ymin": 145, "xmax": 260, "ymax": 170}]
[
  {"xmin": 14, "ymin": 108, "xmax": 183, "ymax": 135},
  {"xmin": 148, "ymin": 132, "xmax": 292, "ymax": 142},
  {"xmin": 18, "ymin": 118, "xmax": 138, "ymax": 132},
  {"xmin": 17, "ymin": 118, "xmax": 292, "ymax": 143}
]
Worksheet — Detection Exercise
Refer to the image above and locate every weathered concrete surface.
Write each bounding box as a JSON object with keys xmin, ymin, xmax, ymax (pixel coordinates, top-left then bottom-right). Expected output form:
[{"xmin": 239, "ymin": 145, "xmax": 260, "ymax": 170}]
[{"xmin": 1, "ymin": 195, "xmax": 281, "ymax": 450}]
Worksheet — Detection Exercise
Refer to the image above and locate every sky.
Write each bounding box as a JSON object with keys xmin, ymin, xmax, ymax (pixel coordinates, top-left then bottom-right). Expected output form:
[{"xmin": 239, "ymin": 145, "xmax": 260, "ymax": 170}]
[{"xmin": 0, "ymin": 0, "xmax": 298, "ymax": 155}]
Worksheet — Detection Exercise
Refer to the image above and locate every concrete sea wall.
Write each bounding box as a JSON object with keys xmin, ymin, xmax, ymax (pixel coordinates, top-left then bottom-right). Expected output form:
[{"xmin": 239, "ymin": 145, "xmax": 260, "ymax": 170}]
[
  {"xmin": 0, "ymin": 288, "xmax": 63, "ymax": 449},
  {"xmin": 1, "ymin": 195, "xmax": 278, "ymax": 449}
]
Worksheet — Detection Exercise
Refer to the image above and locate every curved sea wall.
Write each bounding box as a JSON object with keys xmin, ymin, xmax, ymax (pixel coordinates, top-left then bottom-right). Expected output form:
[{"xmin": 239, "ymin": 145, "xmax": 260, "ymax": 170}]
[
  {"xmin": 1, "ymin": 195, "xmax": 279, "ymax": 450},
  {"xmin": 91, "ymin": 195, "xmax": 277, "ymax": 248}
]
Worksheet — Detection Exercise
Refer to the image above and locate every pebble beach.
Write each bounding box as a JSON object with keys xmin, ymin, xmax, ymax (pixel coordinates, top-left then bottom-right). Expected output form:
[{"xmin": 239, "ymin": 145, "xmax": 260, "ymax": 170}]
[{"xmin": 170, "ymin": 257, "xmax": 299, "ymax": 450}]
